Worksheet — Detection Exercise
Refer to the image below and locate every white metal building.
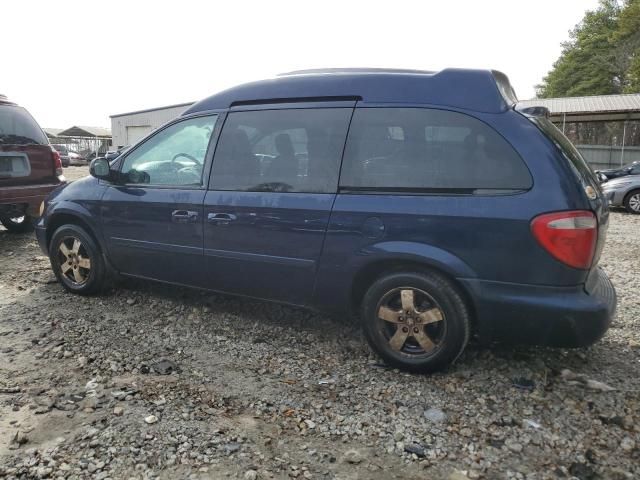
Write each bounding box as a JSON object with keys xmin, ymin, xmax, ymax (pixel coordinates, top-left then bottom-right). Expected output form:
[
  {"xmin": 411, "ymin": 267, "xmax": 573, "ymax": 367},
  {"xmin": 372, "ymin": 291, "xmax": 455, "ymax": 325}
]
[{"xmin": 110, "ymin": 102, "xmax": 194, "ymax": 149}]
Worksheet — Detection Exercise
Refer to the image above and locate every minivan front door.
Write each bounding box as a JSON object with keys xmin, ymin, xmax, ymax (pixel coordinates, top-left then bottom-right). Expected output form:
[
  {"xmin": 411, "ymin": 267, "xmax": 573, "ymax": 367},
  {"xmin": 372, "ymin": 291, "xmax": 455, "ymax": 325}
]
[
  {"xmin": 203, "ymin": 105, "xmax": 353, "ymax": 305},
  {"xmin": 101, "ymin": 114, "xmax": 219, "ymax": 286}
]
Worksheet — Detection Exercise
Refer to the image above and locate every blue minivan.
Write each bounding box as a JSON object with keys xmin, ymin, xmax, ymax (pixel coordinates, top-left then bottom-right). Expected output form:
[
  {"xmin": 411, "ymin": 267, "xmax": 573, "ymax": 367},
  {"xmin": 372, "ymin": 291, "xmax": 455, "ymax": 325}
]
[{"xmin": 35, "ymin": 69, "xmax": 616, "ymax": 372}]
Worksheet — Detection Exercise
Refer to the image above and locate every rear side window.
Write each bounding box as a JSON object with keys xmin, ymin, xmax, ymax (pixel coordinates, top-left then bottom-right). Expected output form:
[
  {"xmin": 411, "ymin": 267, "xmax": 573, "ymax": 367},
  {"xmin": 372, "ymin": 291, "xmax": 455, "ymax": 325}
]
[
  {"xmin": 0, "ymin": 105, "xmax": 48, "ymax": 145},
  {"xmin": 211, "ymin": 108, "xmax": 352, "ymax": 193},
  {"xmin": 340, "ymin": 108, "xmax": 532, "ymax": 192},
  {"xmin": 531, "ymin": 117, "xmax": 599, "ymax": 186}
]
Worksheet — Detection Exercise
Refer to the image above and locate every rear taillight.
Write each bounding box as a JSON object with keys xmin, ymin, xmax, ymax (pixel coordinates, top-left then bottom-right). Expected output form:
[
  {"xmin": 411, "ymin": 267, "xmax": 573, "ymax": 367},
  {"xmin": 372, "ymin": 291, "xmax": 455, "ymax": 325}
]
[
  {"xmin": 531, "ymin": 210, "xmax": 597, "ymax": 269},
  {"xmin": 51, "ymin": 147, "xmax": 63, "ymax": 176}
]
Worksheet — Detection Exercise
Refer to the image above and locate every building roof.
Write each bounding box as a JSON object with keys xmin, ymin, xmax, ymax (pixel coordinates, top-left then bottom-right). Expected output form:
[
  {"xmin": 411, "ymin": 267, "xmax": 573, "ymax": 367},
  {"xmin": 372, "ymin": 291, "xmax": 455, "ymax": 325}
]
[
  {"xmin": 110, "ymin": 102, "xmax": 194, "ymax": 118},
  {"xmin": 519, "ymin": 94, "xmax": 640, "ymax": 115},
  {"xmin": 42, "ymin": 128, "xmax": 64, "ymax": 138},
  {"xmin": 58, "ymin": 126, "xmax": 112, "ymax": 138},
  {"xmin": 184, "ymin": 69, "xmax": 517, "ymax": 115}
]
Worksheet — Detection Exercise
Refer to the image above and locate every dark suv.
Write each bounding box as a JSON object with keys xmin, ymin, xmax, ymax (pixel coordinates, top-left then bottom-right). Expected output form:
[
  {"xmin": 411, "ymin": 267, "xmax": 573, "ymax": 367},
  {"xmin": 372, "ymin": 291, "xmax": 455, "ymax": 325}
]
[
  {"xmin": 35, "ymin": 69, "xmax": 616, "ymax": 372},
  {"xmin": 1, "ymin": 94, "xmax": 65, "ymax": 232}
]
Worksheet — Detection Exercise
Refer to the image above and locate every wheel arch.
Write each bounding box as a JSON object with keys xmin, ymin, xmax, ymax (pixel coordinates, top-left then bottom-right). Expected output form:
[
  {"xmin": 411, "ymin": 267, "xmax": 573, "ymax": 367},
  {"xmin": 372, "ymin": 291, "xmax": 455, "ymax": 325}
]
[
  {"xmin": 46, "ymin": 208, "xmax": 102, "ymax": 253},
  {"xmin": 349, "ymin": 253, "xmax": 478, "ymax": 328}
]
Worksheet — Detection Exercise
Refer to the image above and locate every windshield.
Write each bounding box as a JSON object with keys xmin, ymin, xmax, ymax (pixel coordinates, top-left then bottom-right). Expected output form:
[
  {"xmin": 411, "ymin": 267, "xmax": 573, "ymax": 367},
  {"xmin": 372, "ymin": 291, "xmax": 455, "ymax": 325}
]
[{"xmin": 0, "ymin": 104, "xmax": 48, "ymax": 145}]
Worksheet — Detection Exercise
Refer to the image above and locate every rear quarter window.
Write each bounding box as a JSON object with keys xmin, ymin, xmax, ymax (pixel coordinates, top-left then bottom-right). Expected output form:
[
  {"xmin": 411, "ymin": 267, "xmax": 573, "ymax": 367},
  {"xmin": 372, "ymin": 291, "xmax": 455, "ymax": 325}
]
[
  {"xmin": 340, "ymin": 107, "xmax": 532, "ymax": 193},
  {"xmin": 531, "ymin": 117, "xmax": 599, "ymax": 187},
  {"xmin": 0, "ymin": 105, "xmax": 48, "ymax": 145}
]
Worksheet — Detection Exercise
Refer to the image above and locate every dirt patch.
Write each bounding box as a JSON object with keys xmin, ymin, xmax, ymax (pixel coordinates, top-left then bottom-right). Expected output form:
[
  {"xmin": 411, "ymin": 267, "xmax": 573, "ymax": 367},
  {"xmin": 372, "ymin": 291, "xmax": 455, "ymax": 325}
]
[{"xmin": 0, "ymin": 212, "xmax": 639, "ymax": 479}]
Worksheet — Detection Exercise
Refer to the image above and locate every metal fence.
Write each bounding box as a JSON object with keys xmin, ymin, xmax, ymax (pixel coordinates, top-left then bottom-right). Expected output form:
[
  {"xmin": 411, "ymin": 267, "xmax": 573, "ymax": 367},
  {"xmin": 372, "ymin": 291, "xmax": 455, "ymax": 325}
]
[{"xmin": 577, "ymin": 145, "xmax": 640, "ymax": 170}]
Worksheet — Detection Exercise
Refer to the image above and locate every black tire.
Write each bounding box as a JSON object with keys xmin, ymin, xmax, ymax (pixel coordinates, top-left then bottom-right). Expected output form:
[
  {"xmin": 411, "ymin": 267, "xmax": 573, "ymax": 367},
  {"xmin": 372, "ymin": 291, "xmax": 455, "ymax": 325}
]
[
  {"xmin": 0, "ymin": 213, "xmax": 34, "ymax": 233},
  {"xmin": 49, "ymin": 224, "xmax": 106, "ymax": 295},
  {"xmin": 623, "ymin": 189, "xmax": 640, "ymax": 214},
  {"xmin": 361, "ymin": 271, "xmax": 470, "ymax": 373}
]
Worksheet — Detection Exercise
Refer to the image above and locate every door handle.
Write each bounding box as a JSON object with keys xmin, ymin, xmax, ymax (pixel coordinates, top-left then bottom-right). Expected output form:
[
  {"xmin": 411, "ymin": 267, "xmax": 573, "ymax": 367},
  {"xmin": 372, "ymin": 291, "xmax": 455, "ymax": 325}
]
[
  {"xmin": 171, "ymin": 210, "xmax": 198, "ymax": 223},
  {"xmin": 207, "ymin": 212, "xmax": 237, "ymax": 223}
]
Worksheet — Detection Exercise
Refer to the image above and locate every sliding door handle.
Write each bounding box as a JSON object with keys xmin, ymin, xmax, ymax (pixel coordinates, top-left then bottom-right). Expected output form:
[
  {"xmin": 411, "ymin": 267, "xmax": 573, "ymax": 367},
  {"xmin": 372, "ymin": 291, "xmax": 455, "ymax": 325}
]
[
  {"xmin": 207, "ymin": 212, "xmax": 237, "ymax": 223},
  {"xmin": 171, "ymin": 210, "xmax": 198, "ymax": 223}
]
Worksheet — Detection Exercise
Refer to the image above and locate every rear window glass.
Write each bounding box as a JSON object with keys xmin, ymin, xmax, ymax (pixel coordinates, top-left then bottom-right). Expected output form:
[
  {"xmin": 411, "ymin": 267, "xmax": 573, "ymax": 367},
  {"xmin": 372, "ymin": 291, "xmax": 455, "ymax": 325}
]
[
  {"xmin": 53, "ymin": 145, "xmax": 69, "ymax": 154},
  {"xmin": 340, "ymin": 108, "xmax": 532, "ymax": 192},
  {"xmin": 532, "ymin": 117, "xmax": 599, "ymax": 185},
  {"xmin": 0, "ymin": 105, "xmax": 48, "ymax": 145}
]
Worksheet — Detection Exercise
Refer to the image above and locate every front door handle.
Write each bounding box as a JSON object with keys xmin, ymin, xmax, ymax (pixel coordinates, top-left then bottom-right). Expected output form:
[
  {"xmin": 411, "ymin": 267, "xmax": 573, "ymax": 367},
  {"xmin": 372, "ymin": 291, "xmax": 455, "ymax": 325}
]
[
  {"xmin": 207, "ymin": 212, "xmax": 237, "ymax": 223},
  {"xmin": 172, "ymin": 210, "xmax": 198, "ymax": 223}
]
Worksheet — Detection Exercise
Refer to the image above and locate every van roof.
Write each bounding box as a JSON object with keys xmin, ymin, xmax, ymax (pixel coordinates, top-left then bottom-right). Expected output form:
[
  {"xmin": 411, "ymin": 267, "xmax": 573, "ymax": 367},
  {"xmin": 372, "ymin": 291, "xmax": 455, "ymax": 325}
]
[{"xmin": 184, "ymin": 68, "xmax": 517, "ymax": 115}]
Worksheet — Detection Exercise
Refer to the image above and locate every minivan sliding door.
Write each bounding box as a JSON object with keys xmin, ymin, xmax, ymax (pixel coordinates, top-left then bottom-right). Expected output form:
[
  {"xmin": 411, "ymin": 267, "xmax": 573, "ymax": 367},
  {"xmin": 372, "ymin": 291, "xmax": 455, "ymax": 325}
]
[{"xmin": 203, "ymin": 103, "xmax": 353, "ymax": 305}]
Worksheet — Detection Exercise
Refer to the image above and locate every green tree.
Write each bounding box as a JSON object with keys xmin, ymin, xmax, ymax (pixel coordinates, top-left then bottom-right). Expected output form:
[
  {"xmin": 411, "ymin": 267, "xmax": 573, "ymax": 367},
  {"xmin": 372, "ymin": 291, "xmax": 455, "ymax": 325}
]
[
  {"xmin": 614, "ymin": 0, "xmax": 640, "ymax": 91},
  {"xmin": 537, "ymin": 0, "xmax": 640, "ymax": 98}
]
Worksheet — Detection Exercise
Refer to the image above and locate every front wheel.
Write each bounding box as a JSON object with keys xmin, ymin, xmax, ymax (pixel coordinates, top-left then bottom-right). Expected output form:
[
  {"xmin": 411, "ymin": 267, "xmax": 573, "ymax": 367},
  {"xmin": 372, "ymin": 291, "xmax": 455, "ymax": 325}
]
[
  {"xmin": 49, "ymin": 224, "xmax": 106, "ymax": 294},
  {"xmin": 0, "ymin": 213, "xmax": 34, "ymax": 233},
  {"xmin": 361, "ymin": 271, "xmax": 470, "ymax": 373},
  {"xmin": 624, "ymin": 189, "xmax": 640, "ymax": 214}
]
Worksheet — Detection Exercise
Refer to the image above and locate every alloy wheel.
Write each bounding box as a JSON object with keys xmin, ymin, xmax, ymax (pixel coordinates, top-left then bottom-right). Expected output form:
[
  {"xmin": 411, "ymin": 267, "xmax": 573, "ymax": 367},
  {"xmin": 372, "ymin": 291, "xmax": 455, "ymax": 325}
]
[
  {"xmin": 629, "ymin": 193, "xmax": 640, "ymax": 212},
  {"xmin": 57, "ymin": 236, "xmax": 92, "ymax": 285},
  {"xmin": 376, "ymin": 287, "xmax": 445, "ymax": 356}
]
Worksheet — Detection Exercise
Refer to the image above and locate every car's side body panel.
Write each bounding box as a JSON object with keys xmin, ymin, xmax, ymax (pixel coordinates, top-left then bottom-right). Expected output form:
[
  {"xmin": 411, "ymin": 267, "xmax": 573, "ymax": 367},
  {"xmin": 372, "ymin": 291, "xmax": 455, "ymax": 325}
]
[{"xmin": 35, "ymin": 69, "xmax": 617, "ymax": 351}]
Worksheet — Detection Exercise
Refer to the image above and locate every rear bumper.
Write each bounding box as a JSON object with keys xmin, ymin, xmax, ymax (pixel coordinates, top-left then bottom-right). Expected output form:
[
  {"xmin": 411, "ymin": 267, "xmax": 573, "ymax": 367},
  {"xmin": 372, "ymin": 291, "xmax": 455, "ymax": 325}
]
[
  {"xmin": 0, "ymin": 181, "xmax": 63, "ymax": 216},
  {"xmin": 461, "ymin": 268, "xmax": 616, "ymax": 347}
]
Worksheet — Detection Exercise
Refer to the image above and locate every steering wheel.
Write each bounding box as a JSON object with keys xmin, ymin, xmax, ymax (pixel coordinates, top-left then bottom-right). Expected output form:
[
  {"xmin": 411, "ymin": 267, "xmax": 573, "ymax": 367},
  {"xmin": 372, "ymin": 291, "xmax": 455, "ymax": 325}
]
[{"xmin": 171, "ymin": 153, "xmax": 200, "ymax": 167}]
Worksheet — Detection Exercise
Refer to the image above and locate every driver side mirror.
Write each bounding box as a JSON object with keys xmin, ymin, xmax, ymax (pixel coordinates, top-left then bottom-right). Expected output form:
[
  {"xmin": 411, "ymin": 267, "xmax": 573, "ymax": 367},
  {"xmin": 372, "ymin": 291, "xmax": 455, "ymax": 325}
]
[{"xmin": 89, "ymin": 158, "xmax": 113, "ymax": 181}]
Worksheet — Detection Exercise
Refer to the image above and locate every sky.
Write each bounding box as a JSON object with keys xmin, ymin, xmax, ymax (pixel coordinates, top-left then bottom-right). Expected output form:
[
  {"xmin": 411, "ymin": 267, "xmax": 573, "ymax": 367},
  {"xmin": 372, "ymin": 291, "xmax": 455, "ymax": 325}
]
[{"xmin": 4, "ymin": 0, "xmax": 601, "ymax": 128}]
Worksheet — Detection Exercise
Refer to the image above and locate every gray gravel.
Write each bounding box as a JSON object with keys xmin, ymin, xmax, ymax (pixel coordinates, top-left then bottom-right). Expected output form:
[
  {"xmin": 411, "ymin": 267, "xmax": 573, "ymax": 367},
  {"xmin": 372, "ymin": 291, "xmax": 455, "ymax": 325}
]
[{"xmin": 0, "ymin": 208, "xmax": 638, "ymax": 479}]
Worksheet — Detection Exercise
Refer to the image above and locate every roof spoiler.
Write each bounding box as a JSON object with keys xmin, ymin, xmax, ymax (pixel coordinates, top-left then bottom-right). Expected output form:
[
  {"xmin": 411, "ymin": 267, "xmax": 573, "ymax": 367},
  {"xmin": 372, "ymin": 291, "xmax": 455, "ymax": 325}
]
[{"xmin": 515, "ymin": 104, "xmax": 550, "ymax": 118}]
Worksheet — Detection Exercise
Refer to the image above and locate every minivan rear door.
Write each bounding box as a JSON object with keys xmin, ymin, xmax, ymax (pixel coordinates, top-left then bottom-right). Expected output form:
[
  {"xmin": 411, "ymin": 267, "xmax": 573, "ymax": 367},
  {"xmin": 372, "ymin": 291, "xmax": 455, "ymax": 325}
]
[{"xmin": 202, "ymin": 103, "xmax": 354, "ymax": 305}]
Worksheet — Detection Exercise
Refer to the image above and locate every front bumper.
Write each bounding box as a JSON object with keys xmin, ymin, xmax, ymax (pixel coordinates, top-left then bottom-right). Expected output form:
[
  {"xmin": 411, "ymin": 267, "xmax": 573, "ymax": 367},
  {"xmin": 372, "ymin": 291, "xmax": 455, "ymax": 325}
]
[
  {"xmin": 461, "ymin": 268, "xmax": 616, "ymax": 347},
  {"xmin": 35, "ymin": 221, "xmax": 48, "ymax": 255},
  {"xmin": 602, "ymin": 188, "xmax": 626, "ymax": 207}
]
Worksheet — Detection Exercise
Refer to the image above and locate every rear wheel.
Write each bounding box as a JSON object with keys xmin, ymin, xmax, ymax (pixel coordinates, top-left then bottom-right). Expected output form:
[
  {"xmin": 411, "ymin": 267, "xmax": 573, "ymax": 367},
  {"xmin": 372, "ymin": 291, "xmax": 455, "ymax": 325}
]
[
  {"xmin": 624, "ymin": 189, "xmax": 640, "ymax": 214},
  {"xmin": 49, "ymin": 224, "xmax": 106, "ymax": 294},
  {"xmin": 361, "ymin": 271, "xmax": 470, "ymax": 373},
  {"xmin": 0, "ymin": 213, "xmax": 34, "ymax": 233}
]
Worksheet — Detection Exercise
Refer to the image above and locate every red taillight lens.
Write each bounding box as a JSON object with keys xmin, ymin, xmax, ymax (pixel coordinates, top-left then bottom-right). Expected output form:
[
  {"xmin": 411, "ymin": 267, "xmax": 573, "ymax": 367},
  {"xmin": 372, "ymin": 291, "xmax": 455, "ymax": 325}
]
[
  {"xmin": 531, "ymin": 210, "xmax": 597, "ymax": 269},
  {"xmin": 51, "ymin": 147, "xmax": 63, "ymax": 176}
]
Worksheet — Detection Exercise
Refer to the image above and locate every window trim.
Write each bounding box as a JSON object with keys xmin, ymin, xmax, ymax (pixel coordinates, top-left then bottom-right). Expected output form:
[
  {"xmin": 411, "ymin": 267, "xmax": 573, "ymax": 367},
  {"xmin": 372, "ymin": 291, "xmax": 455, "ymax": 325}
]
[
  {"xmin": 336, "ymin": 104, "xmax": 533, "ymax": 196},
  {"xmin": 114, "ymin": 111, "xmax": 224, "ymax": 190}
]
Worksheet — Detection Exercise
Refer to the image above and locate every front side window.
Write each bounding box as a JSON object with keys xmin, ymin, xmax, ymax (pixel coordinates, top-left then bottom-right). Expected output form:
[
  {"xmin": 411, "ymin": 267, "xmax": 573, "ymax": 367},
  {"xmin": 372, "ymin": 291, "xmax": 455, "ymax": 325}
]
[
  {"xmin": 340, "ymin": 108, "xmax": 532, "ymax": 192},
  {"xmin": 121, "ymin": 115, "xmax": 217, "ymax": 186},
  {"xmin": 210, "ymin": 108, "xmax": 352, "ymax": 193}
]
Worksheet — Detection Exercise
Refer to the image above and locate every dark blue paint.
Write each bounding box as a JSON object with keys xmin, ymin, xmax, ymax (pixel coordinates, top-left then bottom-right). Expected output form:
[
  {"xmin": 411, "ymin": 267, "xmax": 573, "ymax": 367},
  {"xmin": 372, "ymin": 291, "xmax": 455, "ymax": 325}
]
[
  {"xmin": 36, "ymin": 69, "xmax": 616, "ymax": 347},
  {"xmin": 202, "ymin": 191, "xmax": 334, "ymax": 305}
]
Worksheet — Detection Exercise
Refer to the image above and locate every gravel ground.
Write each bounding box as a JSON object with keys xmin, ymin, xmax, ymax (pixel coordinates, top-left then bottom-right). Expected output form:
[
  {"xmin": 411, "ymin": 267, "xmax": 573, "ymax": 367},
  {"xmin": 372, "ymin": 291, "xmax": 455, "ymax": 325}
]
[{"xmin": 0, "ymin": 173, "xmax": 638, "ymax": 479}]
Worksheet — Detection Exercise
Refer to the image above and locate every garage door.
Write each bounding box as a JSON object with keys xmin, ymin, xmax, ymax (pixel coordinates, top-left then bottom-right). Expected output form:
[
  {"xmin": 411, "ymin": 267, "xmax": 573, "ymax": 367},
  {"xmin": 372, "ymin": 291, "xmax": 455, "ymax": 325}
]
[{"xmin": 126, "ymin": 125, "xmax": 151, "ymax": 146}]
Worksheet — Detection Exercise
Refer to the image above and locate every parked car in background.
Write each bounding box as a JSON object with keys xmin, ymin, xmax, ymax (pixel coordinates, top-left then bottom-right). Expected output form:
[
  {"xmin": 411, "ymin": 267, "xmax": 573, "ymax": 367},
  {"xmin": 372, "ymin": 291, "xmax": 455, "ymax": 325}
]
[
  {"xmin": 52, "ymin": 144, "xmax": 71, "ymax": 167},
  {"xmin": 68, "ymin": 150, "xmax": 85, "ymax": 165},
  {"xmin": 595, "ymin": 160, "xmax": 640, "ymax": 182},
  {"xmin": 601, "ymin": 175, "xmax": 640, "ymax": 213},
  {"xmin": 36, "ymin": 69, "xmax": 616, "ymax": 372},
  {"xmin": 0, "ymin": 94, "xmax": 65, "ymax": 232}
]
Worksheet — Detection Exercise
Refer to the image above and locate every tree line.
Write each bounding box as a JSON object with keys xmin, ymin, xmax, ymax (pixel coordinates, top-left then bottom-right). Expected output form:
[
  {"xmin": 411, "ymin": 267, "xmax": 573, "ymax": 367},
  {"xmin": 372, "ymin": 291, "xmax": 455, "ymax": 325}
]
[{"xmin": 537, "ymin": 0, "xmax": 640, "ymax": 98}]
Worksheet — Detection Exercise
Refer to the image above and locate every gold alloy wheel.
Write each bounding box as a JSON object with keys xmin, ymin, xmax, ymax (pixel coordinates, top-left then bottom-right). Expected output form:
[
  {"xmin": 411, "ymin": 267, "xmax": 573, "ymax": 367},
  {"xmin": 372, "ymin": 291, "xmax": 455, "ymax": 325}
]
[
  {"xmin": 58, "ymin": 236, "xmax": 92, "ymax": 285},
  {"xmin": 377, "ymin": 288, "xmax": 445, "ymax": 355}
]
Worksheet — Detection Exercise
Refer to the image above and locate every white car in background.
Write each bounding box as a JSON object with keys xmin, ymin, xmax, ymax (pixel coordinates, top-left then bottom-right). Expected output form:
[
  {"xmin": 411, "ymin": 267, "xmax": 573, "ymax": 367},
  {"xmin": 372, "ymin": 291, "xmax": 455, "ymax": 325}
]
[{"xmin": 602, "ymin": 175, "xmax": 640, "ymax": 213}]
